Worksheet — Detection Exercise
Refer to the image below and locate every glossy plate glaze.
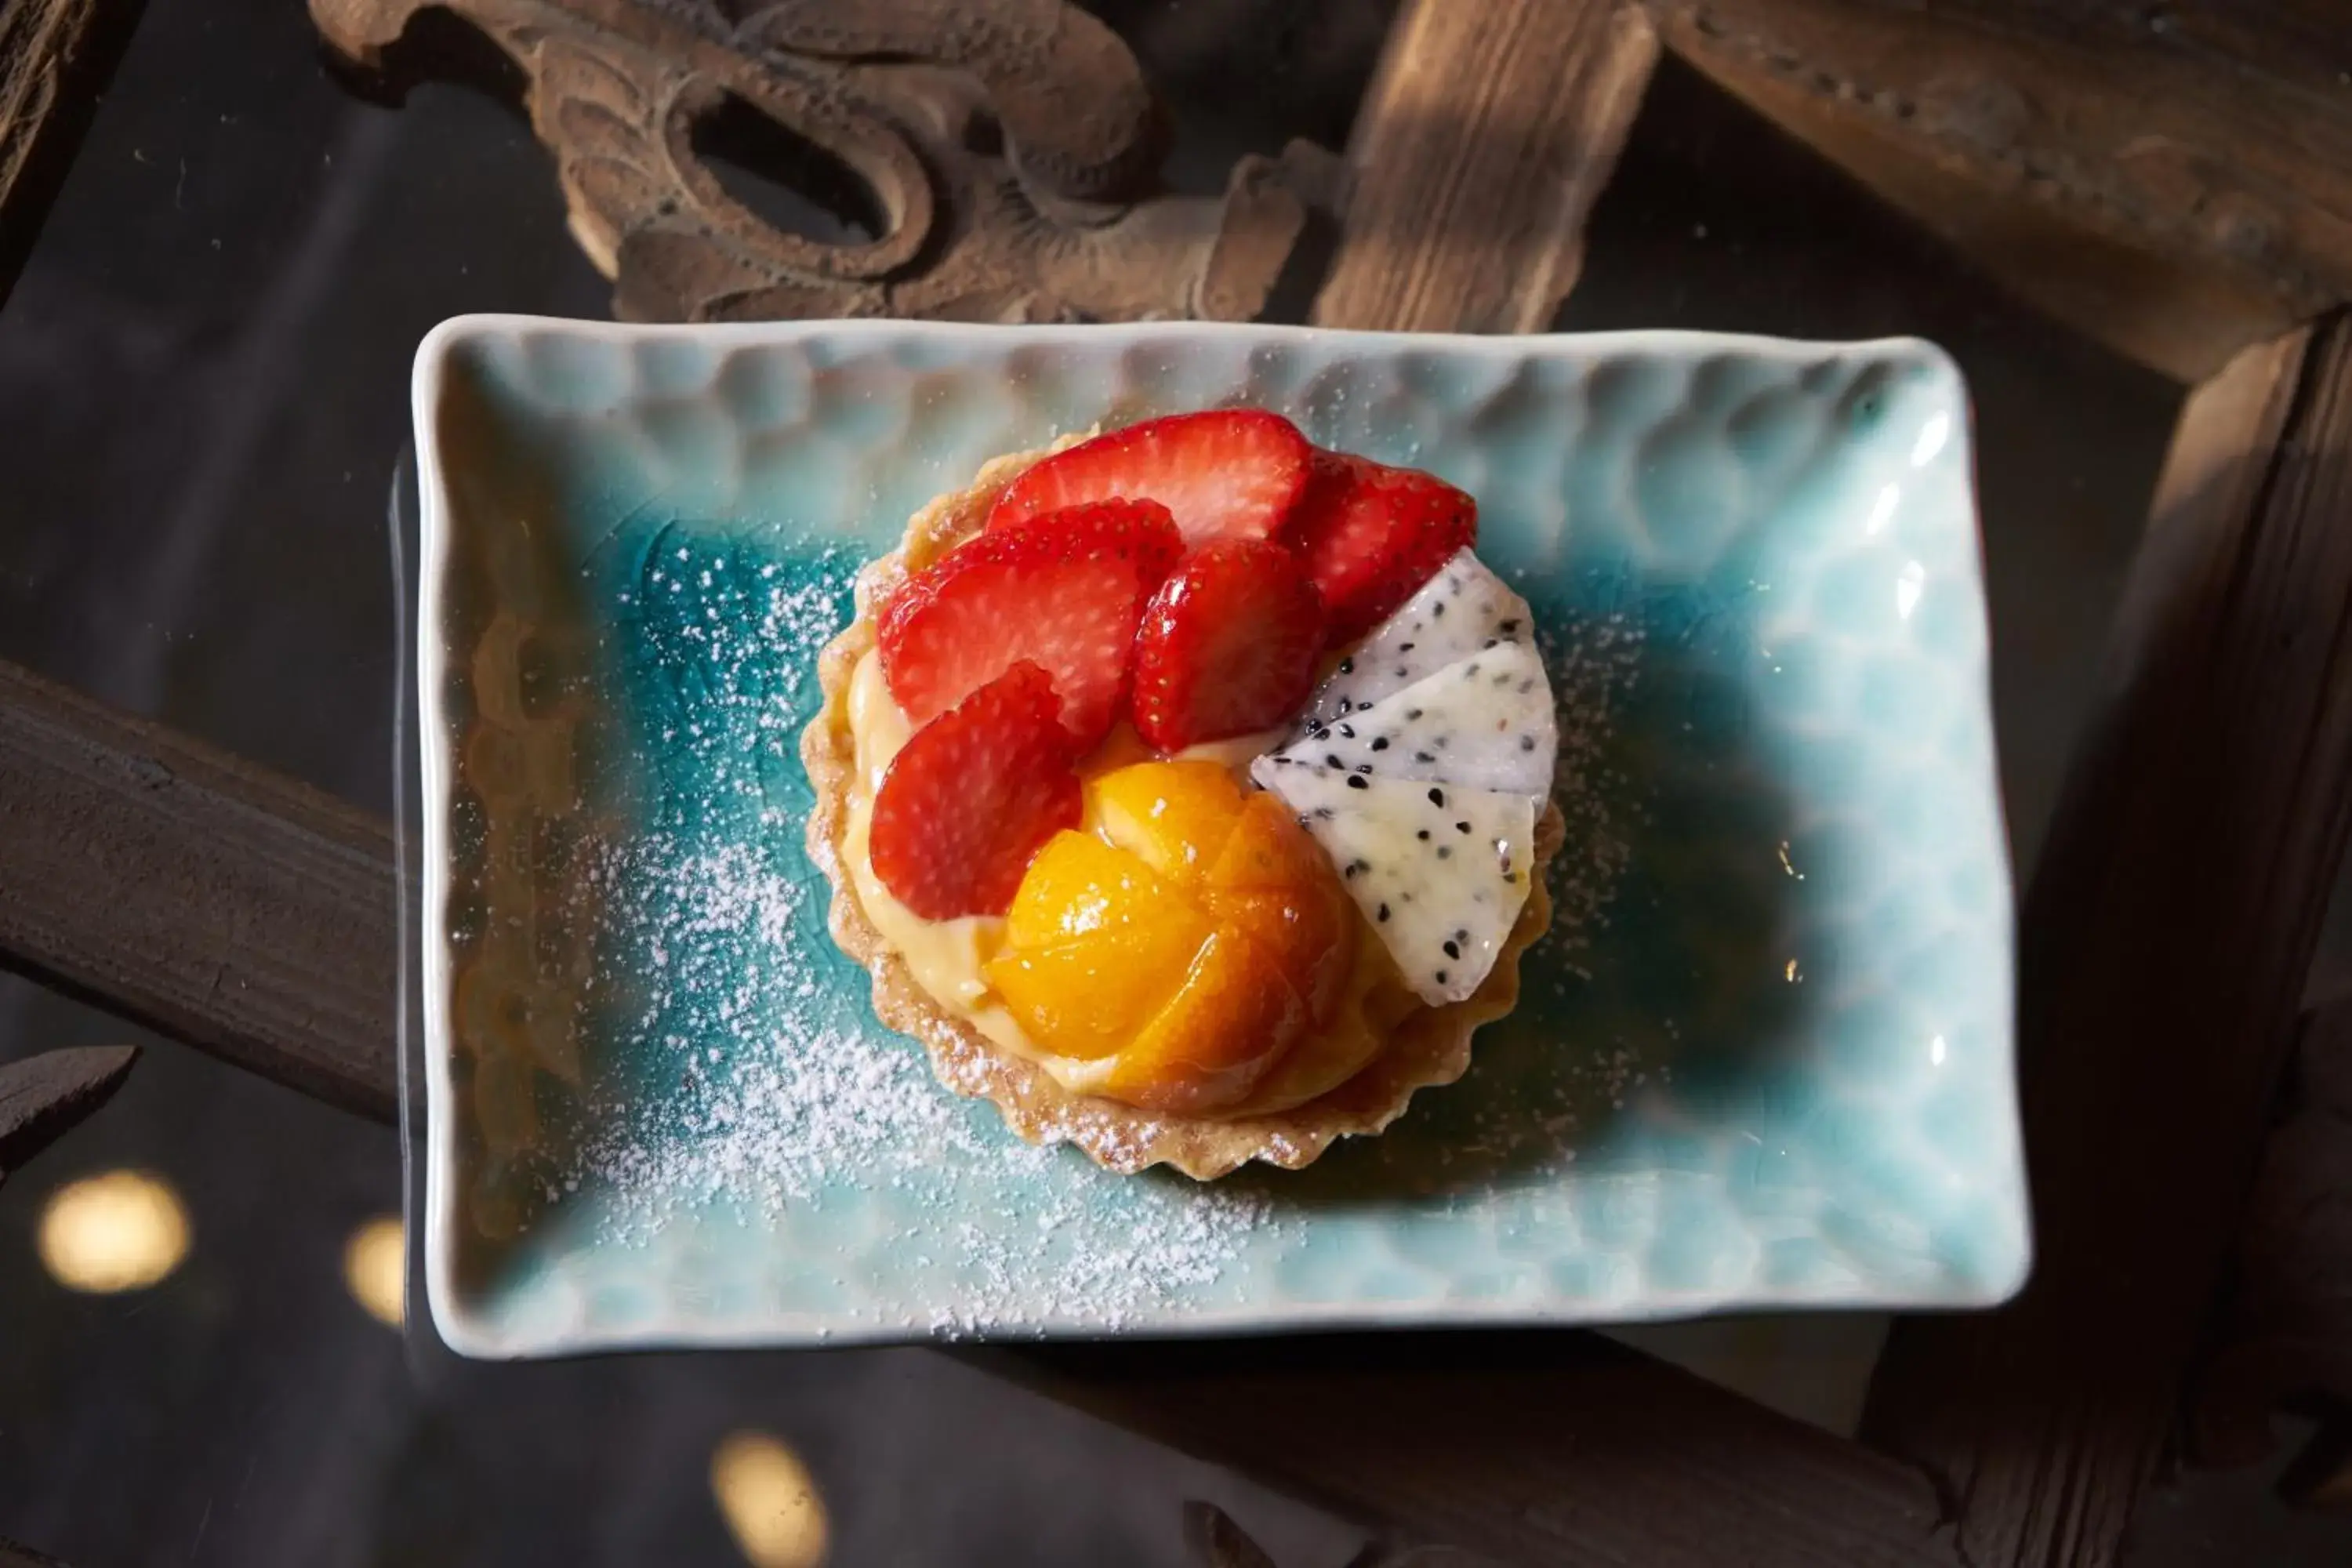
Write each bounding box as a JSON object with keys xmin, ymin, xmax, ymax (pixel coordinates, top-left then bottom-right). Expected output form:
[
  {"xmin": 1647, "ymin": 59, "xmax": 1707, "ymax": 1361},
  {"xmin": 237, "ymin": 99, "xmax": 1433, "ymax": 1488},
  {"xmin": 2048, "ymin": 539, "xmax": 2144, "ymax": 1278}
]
[{"xmin": 412, "ymin": 318, "xmax": 2027, "ymax": 1356}]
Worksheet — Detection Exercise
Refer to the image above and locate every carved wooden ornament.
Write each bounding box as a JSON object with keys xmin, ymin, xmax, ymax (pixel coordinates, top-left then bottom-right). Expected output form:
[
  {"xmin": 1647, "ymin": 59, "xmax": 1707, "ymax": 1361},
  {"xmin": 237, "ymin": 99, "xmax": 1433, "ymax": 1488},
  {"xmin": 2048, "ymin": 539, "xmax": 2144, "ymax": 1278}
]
[
  {"xmin": 310, "ymin": 0, "xmax": 1335, "ymax": 325},
  {"xmin": 0, "ymin": 1044, "xmax": 138, "ymax": 1193}
]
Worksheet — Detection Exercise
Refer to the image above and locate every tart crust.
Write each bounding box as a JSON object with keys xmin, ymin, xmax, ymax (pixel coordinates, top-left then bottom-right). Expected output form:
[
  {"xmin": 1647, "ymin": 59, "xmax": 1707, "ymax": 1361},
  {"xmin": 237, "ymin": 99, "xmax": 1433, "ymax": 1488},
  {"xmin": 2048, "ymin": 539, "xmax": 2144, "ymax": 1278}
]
[{"xmin": 800, "ymin": 443, "xmax": 1563, "ymax": 1179}]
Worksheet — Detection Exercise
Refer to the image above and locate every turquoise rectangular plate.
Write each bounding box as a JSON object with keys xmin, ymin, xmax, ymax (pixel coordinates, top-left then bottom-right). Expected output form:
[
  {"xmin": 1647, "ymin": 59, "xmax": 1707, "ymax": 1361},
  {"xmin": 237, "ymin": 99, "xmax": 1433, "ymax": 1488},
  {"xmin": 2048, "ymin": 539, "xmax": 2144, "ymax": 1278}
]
[{"xmin": 412, "ymin": 318, "xmax": 2028, "ymax": 1355}]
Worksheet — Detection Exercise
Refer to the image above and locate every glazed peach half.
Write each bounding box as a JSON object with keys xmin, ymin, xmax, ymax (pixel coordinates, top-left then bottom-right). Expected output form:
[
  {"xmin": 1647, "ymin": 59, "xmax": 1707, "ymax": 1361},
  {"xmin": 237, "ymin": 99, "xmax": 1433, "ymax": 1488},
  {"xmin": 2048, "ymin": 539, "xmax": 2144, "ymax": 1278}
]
[{"xmin": 989, "ymin": 762, "xmax": 1355, "ymax": 1114}]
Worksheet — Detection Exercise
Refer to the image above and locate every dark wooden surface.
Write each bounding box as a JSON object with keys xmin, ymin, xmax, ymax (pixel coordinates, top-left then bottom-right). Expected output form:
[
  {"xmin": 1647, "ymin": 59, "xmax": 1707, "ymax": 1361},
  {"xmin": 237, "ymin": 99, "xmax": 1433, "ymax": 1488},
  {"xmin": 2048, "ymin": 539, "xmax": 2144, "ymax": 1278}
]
[
  {"xmin": 1308, "ymin": 0, "xmax": 1657, "ymax": 334},
  {"xmin": 1653, "ymin": 0, "xmax": 2352, "ymax": 384},
  {"xmin": 5, "ymin": 0, "xmax": 2352, "ymax": 1563},
  {"xmin": 2195, "ymin": 994, "xmax": 2352, "ymax": 1477},
  {"xmin": 1864, "ymin": 315, "xmax": 2352, "ymax": 1566},
  {"xmin": 0, "ymin": 11, "xmax": 1969, "ymax": 1558},
  {"xmin": 1004, "ymin": 1334, "xmax": 1962, "ymax": 1568},
  {"xmin": 0, "ymin": 659, "xmax": 400, "ymax": 1121},
  {"xmin": 0, "ymin": 1044, "xmax": 136, "ymax": 1188}
]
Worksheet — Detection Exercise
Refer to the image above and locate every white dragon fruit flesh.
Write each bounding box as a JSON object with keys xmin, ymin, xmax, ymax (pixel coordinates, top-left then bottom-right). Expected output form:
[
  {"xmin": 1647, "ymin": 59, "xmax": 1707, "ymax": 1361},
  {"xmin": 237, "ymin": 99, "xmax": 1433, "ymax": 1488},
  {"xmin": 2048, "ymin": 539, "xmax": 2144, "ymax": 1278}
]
[
  {"xmin": 1250, "ymin": 756, "xmax": 1537, "ymax": 1005},
  {"xmin": 1278, "ymin": 639, "xmax": 1556, "ymax": 797},
  {"xmin": 1249, "ymin": 544, "xmax": 1559, "ymax": 1002},
  {"xmin": 1298, "ymin": 550, "xmax": 1535, "ymax": 730}
]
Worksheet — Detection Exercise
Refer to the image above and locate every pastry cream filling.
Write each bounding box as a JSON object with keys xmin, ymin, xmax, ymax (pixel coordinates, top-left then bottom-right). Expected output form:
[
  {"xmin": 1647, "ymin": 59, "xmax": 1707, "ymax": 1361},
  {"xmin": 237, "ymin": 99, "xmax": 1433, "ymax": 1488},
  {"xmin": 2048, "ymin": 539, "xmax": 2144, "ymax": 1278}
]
[{"xmin": 840, "ymin": 650, "xmax": 1412, "ymax": 1113}]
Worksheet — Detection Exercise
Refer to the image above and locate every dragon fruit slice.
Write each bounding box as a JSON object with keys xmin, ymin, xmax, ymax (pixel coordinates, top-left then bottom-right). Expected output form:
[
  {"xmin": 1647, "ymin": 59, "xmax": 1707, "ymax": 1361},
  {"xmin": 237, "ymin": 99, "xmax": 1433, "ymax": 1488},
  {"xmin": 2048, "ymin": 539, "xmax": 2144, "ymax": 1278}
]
[
  {"xmin": 1250, "ymin": 756, "xmax": 1537, "ymax": 1005},
  {"xmin": 1275, "ymin": 639, "xmax": 1555, "ymax": 796},
  {"xmin": 1298, "ymin": 550, "xmax": 1534, "ymax": 731}
]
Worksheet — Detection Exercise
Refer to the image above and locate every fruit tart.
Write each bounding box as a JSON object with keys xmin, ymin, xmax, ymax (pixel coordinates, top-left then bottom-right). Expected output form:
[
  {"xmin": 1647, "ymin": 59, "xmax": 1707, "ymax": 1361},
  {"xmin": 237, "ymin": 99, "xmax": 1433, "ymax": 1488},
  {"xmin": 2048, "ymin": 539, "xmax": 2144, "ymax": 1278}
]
[{"xmin": 801, "ymin": 410, "xmax": 1564, "ymax": 1178}]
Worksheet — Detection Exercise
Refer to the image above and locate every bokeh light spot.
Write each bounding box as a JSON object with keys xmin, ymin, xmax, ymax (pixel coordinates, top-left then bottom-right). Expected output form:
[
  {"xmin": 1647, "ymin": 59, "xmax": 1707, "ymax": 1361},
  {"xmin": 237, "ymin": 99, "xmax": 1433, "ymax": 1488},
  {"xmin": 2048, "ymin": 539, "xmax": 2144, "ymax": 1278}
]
[
  {"xmin": 343, "ymin": 1215, "xmax": 405, "ymax": 1327},
  {"xmin": 37, "ymin": 1170, "xmax": 191, "ymax": 1293},
  {"xmin": 712, "ymin": 1429, "xmax": 829, "ymax": 1568}
]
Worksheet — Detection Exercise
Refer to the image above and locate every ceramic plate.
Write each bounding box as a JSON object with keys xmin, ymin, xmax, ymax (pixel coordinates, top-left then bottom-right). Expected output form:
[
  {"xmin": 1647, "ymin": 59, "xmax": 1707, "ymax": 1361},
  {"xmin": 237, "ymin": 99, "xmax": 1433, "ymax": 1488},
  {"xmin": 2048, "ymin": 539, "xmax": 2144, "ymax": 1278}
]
[{"xmin": 411, "ymin": 318, "xmax": 2027, "ymax": 1356}]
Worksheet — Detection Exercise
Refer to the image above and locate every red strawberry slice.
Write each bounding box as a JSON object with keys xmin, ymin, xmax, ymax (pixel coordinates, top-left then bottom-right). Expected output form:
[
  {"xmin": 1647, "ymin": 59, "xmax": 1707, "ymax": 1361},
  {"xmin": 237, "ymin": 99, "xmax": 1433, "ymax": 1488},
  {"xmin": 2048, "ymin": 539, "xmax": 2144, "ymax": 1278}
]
[
  {"xmin": 869, "ymin": 662, "xmax": 1083, "ymax": 920},
  {"xmin": 1131, "ymin": 539, "xmax": 1325, "ymax": 753},
  {"xmin": 877, "ymin": 499, "xmax": 1181, "ymax": 746},
  {"xmin": 985, "ymin": 409, "xmax": 1312, "ymax": 546},
  {"xmin": 1285, "ymin": 451, "xmax": 1477, "ymax": 643}
]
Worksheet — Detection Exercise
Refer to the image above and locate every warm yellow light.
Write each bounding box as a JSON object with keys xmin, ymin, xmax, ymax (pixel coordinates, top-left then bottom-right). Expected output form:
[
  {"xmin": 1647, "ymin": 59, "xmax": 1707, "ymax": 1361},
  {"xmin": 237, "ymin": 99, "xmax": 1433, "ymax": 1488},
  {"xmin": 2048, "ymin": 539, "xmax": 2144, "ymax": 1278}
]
[
  {"xmin": 36, "ymin": 1170, "xmax": 191, "ymax": 1293},
  {"xmin": 343, "ymin": 1216, "xmax": 406, "ymax": 1327},
  {"xmin": 712, "ymin": 1430, "xmax": 829, "ymax": 1568}
]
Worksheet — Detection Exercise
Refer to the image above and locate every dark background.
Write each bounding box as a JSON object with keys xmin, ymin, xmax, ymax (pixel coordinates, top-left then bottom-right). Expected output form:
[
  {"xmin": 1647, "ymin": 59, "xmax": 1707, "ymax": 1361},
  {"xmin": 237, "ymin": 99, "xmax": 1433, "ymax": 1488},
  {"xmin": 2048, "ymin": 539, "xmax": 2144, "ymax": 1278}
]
[{"xmin": 2, "ymin": 2, "xmax": 2347, "ymax": 1563}]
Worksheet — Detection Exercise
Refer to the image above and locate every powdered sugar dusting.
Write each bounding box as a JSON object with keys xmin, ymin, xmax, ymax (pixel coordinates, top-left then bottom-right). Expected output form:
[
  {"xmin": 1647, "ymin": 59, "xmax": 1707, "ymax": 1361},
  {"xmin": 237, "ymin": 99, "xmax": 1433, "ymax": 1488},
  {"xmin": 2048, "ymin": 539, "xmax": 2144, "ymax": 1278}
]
[
  {"xmin": 551, "ymin": 532, "xmax": 1276, "ymax": 1331},
  {"xmin": 530, "ymin": 532, "xmax": 1663, "ymax": 1326},
  {"xmin": 573, "ymin": 832, "xmax": 981, "ymax": 1217},
  {"xmin": 1533, "ymin": 608, "xmax": 1675, "ymax": 1130},
  {"xmin": 518, "ymin": 527, "xmax": 1664, "ymax": 1334},
  {"xmin": 1537, "ymin": 609, "xmax": 1643, "ymax": 977}
]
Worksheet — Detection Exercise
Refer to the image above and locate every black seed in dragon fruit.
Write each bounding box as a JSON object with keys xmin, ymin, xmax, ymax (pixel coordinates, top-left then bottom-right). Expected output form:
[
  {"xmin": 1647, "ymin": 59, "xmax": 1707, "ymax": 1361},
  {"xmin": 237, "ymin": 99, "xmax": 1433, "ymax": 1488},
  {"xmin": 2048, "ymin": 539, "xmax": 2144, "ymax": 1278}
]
[
  {"xmin": 1272, "ymin": 639, "xmax": 1556, "ymax": 796},
  {"xmin": 1249, "ymin": 755, "xmax": 1537, "ymax": 1005},
  {"xmin": 1296, "ymin": 550, "xmax": 1535, "ymax": 732}
]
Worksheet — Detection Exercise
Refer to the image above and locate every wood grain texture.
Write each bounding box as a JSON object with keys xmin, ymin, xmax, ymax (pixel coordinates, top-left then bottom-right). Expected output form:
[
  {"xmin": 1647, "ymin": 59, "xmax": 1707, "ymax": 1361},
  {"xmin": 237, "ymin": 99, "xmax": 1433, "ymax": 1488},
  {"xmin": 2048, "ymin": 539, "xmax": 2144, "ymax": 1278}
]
[
  {"xmin": 1182, "ymin": 1501, "xmax": 1449, "ymax": 1568},
  {"xmin": 310, "ymin": 0, "xmax": 1336, "ymax": 325},
  {"xmin": 1864, "ymin": 315, "xmax": 2352, "ymax": 1566},
  {"xmin": 1655, "ymin": 1, "xmax": 2352, "ymax": 383},
  {"xmin": 1308, "ymin": 0, "xmax": 1659, "ymax": 334},
  {"xmin": 2194, "ymin": 995, "xmax": 2352, "ymax": 1471},
  {"xmin": 0, "ymin": 0, "xmax": 143, "ymax": 307},
  {"xmin": 999, "ymin": 1334, "xmax": 1962, "ymax": 1568},
  {"xmin": 0, "ymin": 1044, "xmax": 136, "ymax": 1187},
  {"xmin": 0, "ymin": 660, "xmax": 399, "ymax": 1121}
]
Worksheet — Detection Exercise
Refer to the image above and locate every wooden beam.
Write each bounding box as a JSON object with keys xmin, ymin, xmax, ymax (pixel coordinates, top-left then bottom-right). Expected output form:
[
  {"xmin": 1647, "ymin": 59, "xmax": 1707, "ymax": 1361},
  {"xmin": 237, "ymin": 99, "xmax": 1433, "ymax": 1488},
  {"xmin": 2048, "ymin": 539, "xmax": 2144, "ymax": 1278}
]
[
  {"xmin": 1654, "ymin": 1, "xmax": 2352, "ymax": 383},
  {"xmin": 1309, "ymin": 0, "xmax": 1659, "ymax": 333},
  {"xmin": 996, "ymin": 1334, "xmax": 1961, "ymax": 1568},
  {"xmin": 2192, "ymin": 994, "xmax": 2352, "ymax": 1468},
  {"xmin": 0, "ymin": 0, "xmax": 144, "ymax": 307},
  {"xmin": 0, "ymin": 1043, "xmax": 136, "ymax": 1187},
  {"xmin": 1864, "ymin": 315, "xmax": 2352, "ymax": 1566},
  {"xmin": 0, "ymin": 661, "xmax": 399, "ymax": 1121}
]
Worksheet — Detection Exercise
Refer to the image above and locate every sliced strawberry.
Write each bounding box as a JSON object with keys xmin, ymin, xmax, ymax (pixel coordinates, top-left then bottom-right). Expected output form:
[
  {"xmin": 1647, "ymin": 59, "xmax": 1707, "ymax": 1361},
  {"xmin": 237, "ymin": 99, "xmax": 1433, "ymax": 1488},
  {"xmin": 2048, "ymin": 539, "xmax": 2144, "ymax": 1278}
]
[
  {"xmin": 1131, "ymin": 540, "xmax": 1325, "ymax": 753},
  {"xmin": 1285, "ymin": 451, "xmax": 1477, "ymax": 643},
  {"xmin": 994, "ymin": 496, "xmax": 1188, "ymax": 585},
  {"xmin": 985, "ymin": 409, "xmax": 1312, "ymax": 546},
  {"xmin": 877, "ymin": 500, "xmax": 1181, "ymax": 746},
  {"xmin": 870, "ymin": 662, "xmax": 1083, "ymax": 920}
]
